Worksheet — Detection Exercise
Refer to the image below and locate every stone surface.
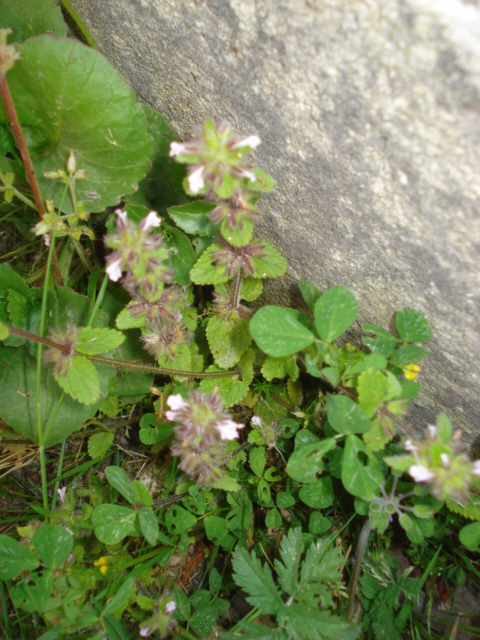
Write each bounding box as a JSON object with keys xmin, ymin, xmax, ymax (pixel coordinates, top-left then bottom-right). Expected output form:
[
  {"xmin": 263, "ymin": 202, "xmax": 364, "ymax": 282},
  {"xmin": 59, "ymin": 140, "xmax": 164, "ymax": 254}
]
[{"xmin": 71, "ymin": 0, "xmax": 480, "ymax": 445}]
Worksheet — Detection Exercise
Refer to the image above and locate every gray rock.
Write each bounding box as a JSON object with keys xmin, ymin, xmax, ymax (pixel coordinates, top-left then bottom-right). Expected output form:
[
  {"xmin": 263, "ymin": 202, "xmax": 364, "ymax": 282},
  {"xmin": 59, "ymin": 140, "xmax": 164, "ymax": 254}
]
[{"xmin": 71, "ymin": 0, "xmax": 480, "ymax": 445}]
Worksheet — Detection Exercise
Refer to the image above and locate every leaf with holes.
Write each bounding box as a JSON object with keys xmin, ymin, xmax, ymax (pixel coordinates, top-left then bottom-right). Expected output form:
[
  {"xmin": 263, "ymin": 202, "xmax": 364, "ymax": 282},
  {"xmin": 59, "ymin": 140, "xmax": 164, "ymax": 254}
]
[
  {"xmin": 165, "ymin": 505, "xmax": 197, "ymax": 535},
  {"xmin": 341, "ymin": 435, "xmax": 384, "ymax": 498}
]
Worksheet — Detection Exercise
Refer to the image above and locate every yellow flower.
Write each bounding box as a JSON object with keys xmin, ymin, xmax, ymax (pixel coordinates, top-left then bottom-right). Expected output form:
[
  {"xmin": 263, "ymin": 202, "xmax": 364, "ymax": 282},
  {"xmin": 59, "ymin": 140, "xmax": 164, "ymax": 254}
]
[
  {"xmin": 93, "ymin": 556, "xmax": 108, "ymax": 574},
  {"xmin": 403, "ymin": 363, "xmax": 421, "ymax": 381}
]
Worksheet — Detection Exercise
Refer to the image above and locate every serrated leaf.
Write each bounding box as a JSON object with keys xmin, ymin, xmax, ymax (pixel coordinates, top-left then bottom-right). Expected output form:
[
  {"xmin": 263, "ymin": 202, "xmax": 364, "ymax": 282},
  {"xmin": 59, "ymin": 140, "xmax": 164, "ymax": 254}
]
[
  {"xmin": 92, "ymin": 504, "xmax": 136, "ymax": 544},
  {"xmin": 261, "ymin": 354, "xmax": 299, "ymax": 382},
  {"xmin": 75, "ymin": 327, "xmax": 125, "ymax": 355},
  {"xmin": 298, "ymin": 539, "xmax": 347, "ymax": 609},
  {"xmin": 399, "ymin": 513, "xmax": 424, "ymax": 544},
  {"xmin": 362, "ymin": 324, "xmax": 397, "ymax": 357},
  {"xmin": 0, "ymin": 0, "xmax": 67, "ymax": 42},
  {"xmin": 275, "ymin": 527, "xmax": 304, "ymax": 595},
  {"xmin": 212, "ymin": 474, "xmax": 241, "ymax": 491},
  {"xmin": 189, "ymin": 243, "xmax": 229, "ymax": 285},
  {"xmin": 287, "ymin": 438, "xmax": 337, "ymax": 484},
  {"xmin": 363, "ymin": 416, "xmax": 396, "ymax": 452},
  {"xmin": 0, "ymin": 37, "xmax": 152, "ymax": 214},
  {"xmin": 32, "ymin": 525, "xmax": 73, "ymax": 569},
  {"xmin": 396, "ymin": 308, "xmax": 431, "ymax": 343},
  {"xmin": 221, "ymin": 218, "xmax": 255, "ymax": 247},
  {"xmin": 105, "ymin": 466, "xmax": 136, "ymax": 504},
  {"xmin": 115, "ymin": 304, "xmax": 146, "ymax": 330},
  {"xmin": 88, "ymin": 431, "xmax": 114, "ymax": 459},
  {"xmin": 168, "ymin": 200, "xmax": 217, "ymax": 236},
  {"xmin": 314, "ymin": 286, "xmax": 358, "ymax": 342},
  {"xmin": 446, "ymin": 497, "xmax": 480, "ymax": 521},
  {"xmin": 357, "ymin": 369, "xmax": 388, "ymax": 417},
  {"xmin": 207, "ymin": 315, "xmax": 251, "ymax": 368},
  {"xmin": 250, "ymin": 306, "xmax": 314, "ymax": 357},
  {"xmin": 250, "ymin": 241, "xmax": 287, "ymax": 279},
  {"xmin": 0, "ymin": 534, "xmax": 39, "ymax": 580},
  {"xmin": 231, "ymin": 546, "xmax": 283, "ymax": 615},
  {"xmin": 198, "ymin": 368, "xmax": 249, "ymax": 407},
  {"xmin": 326, "ymin": 394, "xmax": 371, "ymax": 434},
  {"xmin": 138, "ymin": 508, "xmax": 159, "ymax": 545},
  {"xmin": 55, "ymin": 356, "xmax": 99, "ymax": 405},
  {"xmin": 342, "ymin": 435, "xmax": 384, "ymax": 497},
  {"xmin": 240, "ymin": 277, "xmax": 263, "ymax": 301},
  {"xmin": 99, "ymin": 394, "xmax": 119, "ymax": 417}
]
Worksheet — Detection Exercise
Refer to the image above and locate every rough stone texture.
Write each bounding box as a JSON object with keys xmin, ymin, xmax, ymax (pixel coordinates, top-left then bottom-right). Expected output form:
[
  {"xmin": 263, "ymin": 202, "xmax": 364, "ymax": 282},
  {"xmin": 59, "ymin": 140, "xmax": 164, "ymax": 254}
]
[{"xmin": 71, "ymin": 0, "xmax": 480, "ymax": 445}]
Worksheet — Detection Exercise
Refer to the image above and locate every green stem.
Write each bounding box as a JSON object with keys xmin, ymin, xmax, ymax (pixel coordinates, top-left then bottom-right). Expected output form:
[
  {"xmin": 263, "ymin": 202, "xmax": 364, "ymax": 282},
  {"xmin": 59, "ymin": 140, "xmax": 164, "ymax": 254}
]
[
  {"xmin": 60, "ymin": 0, "xmax": 98, "ymax": 48},
  {"xmin": 87, "ymin": 273, "xmax": 109, "ymax": 327},
  {"xmin": 7, "ymin": 325, "xmax": 237, "ymax": 379},
  {"xmin": 346, "ymin": 519, "xmax": 371, "ymax": 623},
  {"xmin": 50, "ymin": 440, "xmax": 66, "ymax": 512}
]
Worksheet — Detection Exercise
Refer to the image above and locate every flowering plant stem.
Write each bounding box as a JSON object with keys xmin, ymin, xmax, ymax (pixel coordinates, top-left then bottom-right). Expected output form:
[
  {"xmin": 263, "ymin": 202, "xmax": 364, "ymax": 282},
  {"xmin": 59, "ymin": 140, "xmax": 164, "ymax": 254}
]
[
  {"xmin": 0, "ymin": 74, "xmax": 63, "ymax": 285},
  {"xmin": 6, "ymin": 325, "xmax": 238, "ymax": 379}
]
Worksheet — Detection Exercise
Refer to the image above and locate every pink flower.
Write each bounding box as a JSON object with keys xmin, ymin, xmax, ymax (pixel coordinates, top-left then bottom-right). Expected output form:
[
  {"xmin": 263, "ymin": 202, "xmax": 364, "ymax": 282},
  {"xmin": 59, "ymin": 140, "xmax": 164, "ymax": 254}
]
[
  {"xmin": 188, "ymin": 166, "xmax": 205, "ymax": 192},
  {"xmin": 409, "ymin": 464, "xmax": 436, "ymax": 483},
  {"xmin": 106, "ymin": 257, "xmax": 123, "ymax": 282},
  {"xmin": 169, "ymin": 141, "xmax": 187, "ymax": 157},
  {"xmin": 472, "ymin": 460, "xmax": 480, "ymax": 477},
  {"xmin": 233, "ymin": 135, "xmax": 261, "ymax": 150},
  {"xmin": 215, "ymin": 419, "xmax": 243, "ymax": 441},
  {"xmin": 141, "ymin": 211, "xmax": 161, "ymax": 231},
  {"xmin": 165, "ymin": 600, "xmax": 176, "ymax": 614}
]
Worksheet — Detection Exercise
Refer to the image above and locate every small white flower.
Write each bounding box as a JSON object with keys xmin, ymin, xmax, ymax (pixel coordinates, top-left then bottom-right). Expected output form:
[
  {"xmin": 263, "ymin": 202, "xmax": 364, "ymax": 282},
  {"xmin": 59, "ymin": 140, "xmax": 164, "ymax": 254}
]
[
  {"xmin": 169, "ymin": 141, "xmax": 187, "ymax": 157},
  {"xmin": 427, "ymin": 425, "xmax": 438, "ymax": 440},
  {"xmin": 139, "ymin": 625, "xmax": 151, "ymax": 637},
  {"xmin": 409, "ymin": 464, "xmax": 436, "ymax": 483},
  {"xmin": 187, "ymin": 166, "xmax": 205, "ymax": 193},
  {"xmin": 234, "ymin": 135, "xmax": 261, "ymax": 150},
  {"xmin": 440, "ymin": 453, "xmax": 450, "ymax": 467},
  {"xmin": 114, "ymin": 208, "xmax": 128, "ymax": 224},
  {"xmin": 215, "ymin": 419, "xmax": 244, "ymax": 441},
  {"xmin": 472, "ymin": 460, "xmax": 480, "ymax": 477},
  {"xmin": 167, "ymin": 394, "xmax": 188, "ymax": 411},
  {"xmin": 165, "ymin": 600, "xmax": 176, "ymax": 614},
  {"xmin": 57, "ymin": 486, "xmax": 67, "ymax": 503},
  {"xmin": 404, "ymin": 438, "xmax": 418, "ymax": 453},
  {"xmin": 251, "ymin": 416, "xmax": 262, "ymax": 426},
  {"xmin": 44, "ymin": 233, "xmax": 51, "ymax": 247},
  {"xmin": 106, "ymin": 257, "xmax": 123, "ymax": 282},
  {"xmin": 141, "ymin": 211, "xmax": 162, "ymax": 231}
]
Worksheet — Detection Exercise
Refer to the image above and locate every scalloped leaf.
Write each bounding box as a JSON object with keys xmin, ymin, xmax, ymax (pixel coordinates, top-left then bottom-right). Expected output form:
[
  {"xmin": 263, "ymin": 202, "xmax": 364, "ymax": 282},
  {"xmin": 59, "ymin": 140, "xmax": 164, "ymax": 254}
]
[
  {"xmin": 54, "ymin": 356, "xmax": 99, "ymax": 405},
  {"xmin": 0, "ymin": 37, "xmax": 152, "ymax": 214},
  {"xmin": 261, "ymin": 354, "xmax": 299, "ymax": 382},
  {"xmin": 220, "ymin": 218, "xmax": 254, "ymax": 247},
  {"xmin": 198, "ymin": 367, "xmax": 249, "ymax": 408},
  {"xmin": 189, "ymin": 244, "xmax": 229, "ymax": 285},
  {"xmin": 251, "ymin": 241, "xmax": 287, "ymax": 279},
  {"xmin": 75, "ymin": 327, "xmax": 125, "ymax": 355},
  {"xmin": 206, "ymin": 315, "xmax": 251, "ymax": 369}
]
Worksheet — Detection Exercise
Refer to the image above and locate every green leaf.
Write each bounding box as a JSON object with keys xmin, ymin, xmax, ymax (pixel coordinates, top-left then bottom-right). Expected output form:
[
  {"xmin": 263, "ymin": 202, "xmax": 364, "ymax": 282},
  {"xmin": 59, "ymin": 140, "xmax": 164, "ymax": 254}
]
[
  {"xmin": 206, "ymin": 315, "xmax": 251, "ymax": 368},
  {"xmin": 326, "ymin": 394, "xmax": 371, "ymax": 435},
  {"xmin": 173, "ymin": 589, "xmax": 191, "ymax": 621},
  {"xmin": 265, "ymin": 508, "xmax": 282, "ymax": 528},
  {"xmin": 190, "ymin": 599, "xmax": 230, "ymax": 636},
  {"xmin": 189, "ymin": 243, "xmax": 229, "ymax": 285},
  {"xmin": 32, "ymin": 525, "xmax": 73, "ymax": 569},
  {"xmin": 344, "ymin": 353, "xmax": 387, "ymax": 379},
  {"xmin": 92, "ymin": 504, "xmax": 136, "ymax": 544},
  {"xmin": 102, "ymin": 577, "xmax": 135, "ymax": 617},
  {"xmin": 212, "ymin": 474, "xmax": 241, "ymax": 492},
  {"xmin": 251, "ymin": 241, "xmax": 287, "ymax": 279},
  {"xmin": 0, "ymin": 37, "xmax": 151, "ymax": 214},
  {"xmin": 204, "ymin": 516, "xmax": 235, "ymax": 550},
  {"xmin": 221, "ymin": 218, "xmax": 255, "ymax": 247},
  {"xmin": 0, "ymin": 534, "xmax": 39, "ymax": 580},
  {"xmin": 139, "ymin": 414, "xmax": 173, "ymax": 445},
  {"xmin": 287, "ymin": 438, "xmax": 337, "ymax": 484},
  {"xmin": 168, "ymin": 201, "xmax": 217, "ymax": 236},
  {"xmin": 390, "ymin": 344, "xmax": 428, "ymax": 366},
  {"xmin": 0, "ymin": 321, "xmax": 9, "ymax": 340},
  {"xmin": 299, "ymin": 477, "xmax": 334, "ymax": 508},
  {"xmin": 165, "ymin": 505, "xmax": 197, "ymax": 535},
  {"xmin": 298, "ymin": 539, "xmax": 347, "ymax": 609},
  {"xmin": 198, "ymin": 367, "xmax": 249, "ymax": 407},
  {"xmin": 261, "ymin": 354, "xmax": 299, "ymax": 382},
  {"xmin": 88, "ymin": 431, "xmax": 114, "ymax": 459},
  {"xmin": 250, "ymin": 446, "xmax": 266, "ymax": 478},
  {"xmin": 357, "ymin": 369, "xmax": 389, "ymax": 417},
  {"xmin": 231, "ymin": 546, "xmax": 283, "ymax": 615},
  {"xmin": 395, "ymin": 308, "xmax": 431, "ymax": 343},
  {"xmin": 362, "ymin": 324, "xmax": 397, "ymax": 357},
  {"xmin": 309, "ymin": 513, "xmax": 332, "ymax": 535},
  {"xmin": 459, "ymin": 522, "xmax": 480, "ymax": 551},
  {"xmin": 314, "ymin": 286, "xmax": 358, "ymax": 342},
  {"xmin": 299, "ymin": 279, "xmax": 323, "ymax": 310},
  {"xmin": 74, "ymin": 327, "xmax": 125, "ymax": 355},
  {"xmin": 341, "ymin": 435, "xmax": 384, "ymax": 498},
  {"xmin": 0, "ymin": 0, "xmax": 67, "ymax": 42},
  {"xmin": 54, "ymin": 356, "xmax": 99, "ymax": 405},
  {"xmin": 240, "ymin": 277, "xmax": 263, "ymax": 302},
  {"xmin": 105, "ymin": 466, "xmax": 136, "ymax": 504},
  {"xmin": 275, "ymin": 527, "xmax": 304, "ymax": 595},
  {"xmin": 133, "ymin": 480, "xmax": 153, "ymax": 507},
  {"xmin": 164, "ymin": 224, "xmax": 196, "ymax": 285},
  {"xmin": 399, "ymin": 513, "xmax": 424, "ymax": 544},
  {"xmin": 7, "ymin": 289, "xmax": 28, "ymax": 326},
  {"xmin": 248, "ymin": 167, "xmax": 275, "ymax": 193},
  {"xmin": 250, "ymin": 306, "xmax": 314, "ymax": 357},
  {"xmin": 138, "ymin": 508, "xmax": 159, "ymax": 545}
]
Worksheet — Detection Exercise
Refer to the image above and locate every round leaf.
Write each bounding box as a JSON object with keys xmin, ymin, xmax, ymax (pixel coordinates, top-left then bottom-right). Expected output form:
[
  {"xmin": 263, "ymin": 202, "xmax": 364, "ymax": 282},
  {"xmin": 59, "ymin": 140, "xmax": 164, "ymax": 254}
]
[
  {"xmin": 341, "ymin": 435, "xmax": 384, "ymax": 497},
  {"xmin": 395, "ymin": 308, "xmax": 431, "ymax": 343},
  {"xmin": 250, "ymin": 306, "xmax": 314, "ymax": 357},
  {"xmin": 299, "ymin": 477, "xmax": 334, "ymax": 508},
  {"xmin": 0, "ymin": 37, "xmax": 152, "ymax": 214},
  {"xmin": 314, "ymin": 286, "xmax": 358, "ymax": 342},
  {"xmin": 92, "ymin": 504, "xmax": 136, "ymax": 544},
  {"xmin": 105, "ymin": 466, "xmax": 136, "ymax": 504},
  {"xmin": 0, "ymin": 534, "xmax": 39, "ymax": 580},
  {"xmin": 326, "ymin": 394, "xmax": 371, "ymax": 434},
  {"xmin": 32, "ymin": 525, "xmax": 73, "ymax": 569},
  {"xmin": 459, "ymin": 522, "xmax": 480, "ymax": 552}
]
